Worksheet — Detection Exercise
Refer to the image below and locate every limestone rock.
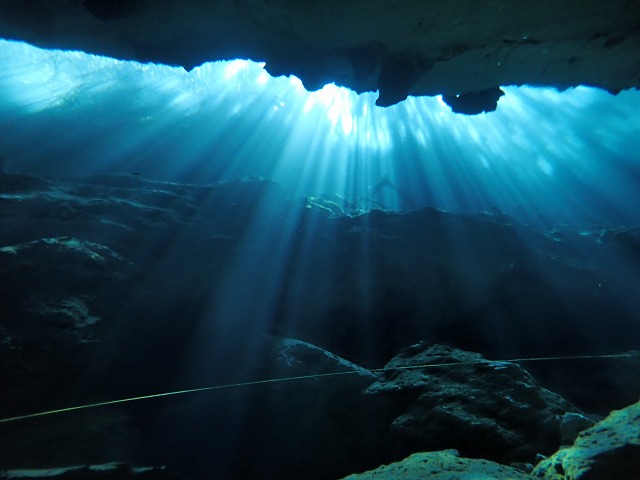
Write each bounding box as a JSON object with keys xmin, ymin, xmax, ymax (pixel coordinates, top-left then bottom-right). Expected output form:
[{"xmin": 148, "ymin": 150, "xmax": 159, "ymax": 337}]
[
  {"xmin": 0, "ymin": 238, "xmax": 123, "ymax": 318},
  {"xmin": 532, "ymin": 400, "xmax": 640, "ymax": 479},
  {"xmin": 1, "ymin": 173, "xmax": 638, "ymax": 478},
  {"xmin": 340, "ymin": 449, "xmax": 533, "ymax": 480},
  {"xmin": 366, "ymin": 343, "xmax": 585, "ymax": 463},
  {"xmin": 2, "ymin": 172, "xmax": 639, "ymax": 385},
  {"xmin": 1, "ymin": 1, "xmax": 639, "ymax": 111}
]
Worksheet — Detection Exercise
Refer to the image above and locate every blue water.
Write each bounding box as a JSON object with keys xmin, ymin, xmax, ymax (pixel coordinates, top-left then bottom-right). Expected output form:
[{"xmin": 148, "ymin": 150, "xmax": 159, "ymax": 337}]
[
  {"xmin": 1, "ymin": 39, "xmax": 640, "ymax": 480},
  {"xmin": 1, "ymin": 39, "xmax": 640, "ymax": 230}
]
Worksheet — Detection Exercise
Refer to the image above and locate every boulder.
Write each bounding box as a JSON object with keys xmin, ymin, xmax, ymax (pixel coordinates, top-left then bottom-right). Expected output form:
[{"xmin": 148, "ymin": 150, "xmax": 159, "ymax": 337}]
[
  {"xmin": 365, "ymin": 343, "xmax": 585, "ymax": 463},
  {"xmin": 340, "ymin": 449, "xmax": 532, "ymax": 480}
]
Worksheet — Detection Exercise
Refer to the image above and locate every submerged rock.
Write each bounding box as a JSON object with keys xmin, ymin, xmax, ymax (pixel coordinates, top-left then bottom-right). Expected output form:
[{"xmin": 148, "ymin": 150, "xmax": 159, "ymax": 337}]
[
  {"xmin": 2, "ymin": 172, "xmax": 639, "ymax": 397},
  {"xmin": 532, "ymin": 400, "xmax": 640, "ymax": 479},
  {"xmin": 340, "ymin": 449, "xmax": 532, "ymax": 480},
  {"xmin": 1, "ymin": 174, "xmax": 639, "ymax": 478},
  {"xmin": 365, "ymin": 343, "xmax": 585, "ymax": 463}
]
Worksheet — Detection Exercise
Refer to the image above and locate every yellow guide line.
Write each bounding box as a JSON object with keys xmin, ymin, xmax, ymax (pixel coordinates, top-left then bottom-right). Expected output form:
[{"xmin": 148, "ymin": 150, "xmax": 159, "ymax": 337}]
[{"xmin": 0, "ymin": 352, "xmax": 636, "ymax": 425}]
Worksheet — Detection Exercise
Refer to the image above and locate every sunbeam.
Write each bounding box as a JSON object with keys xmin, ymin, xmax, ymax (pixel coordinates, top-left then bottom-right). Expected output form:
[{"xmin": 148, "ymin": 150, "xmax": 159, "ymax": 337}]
[
  {"xmin": 2, "ymin": 39, "xmax": 639, "ymax": 230},
  {"xmin": 2, "ymin": 29, "xmax": 640, "ymax": 480}
]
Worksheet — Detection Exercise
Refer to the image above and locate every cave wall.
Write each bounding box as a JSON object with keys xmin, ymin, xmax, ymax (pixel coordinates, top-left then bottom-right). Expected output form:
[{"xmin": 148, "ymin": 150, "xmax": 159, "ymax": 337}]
[{"xmin": 1, "ymin": 0, "xmax": 639, "ymax": 110}]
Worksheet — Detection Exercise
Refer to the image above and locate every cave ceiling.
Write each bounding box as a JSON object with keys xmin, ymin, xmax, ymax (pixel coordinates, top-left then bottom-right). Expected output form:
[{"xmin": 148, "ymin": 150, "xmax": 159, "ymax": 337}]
[{"xmin": 0, "ymin": 0, "xmax": 639, "ymax": 113}]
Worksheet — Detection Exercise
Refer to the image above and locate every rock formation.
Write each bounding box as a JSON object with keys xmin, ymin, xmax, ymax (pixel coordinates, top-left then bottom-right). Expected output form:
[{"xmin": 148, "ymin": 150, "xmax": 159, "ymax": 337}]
[
  {"xmin": 1, "ymin": 1, "xmax": 639, "ymax": 112},
  {"xmin": 365, "ymin": 343, "xmax": 586, "ymax": 464},
  {"xmin": 1, "ymin": 173, "xmax": 639, "ymax": 410},
  {"xmin": 2, "ymin": 173, "xmax": 640, "ymax": 478},
  {"xmin": 340, "ymin": 449, "xmax": 533, "ymax": 480},
  {"xmin": 533, "ymin": 400, "xmax": 640, "ymax": 480}
]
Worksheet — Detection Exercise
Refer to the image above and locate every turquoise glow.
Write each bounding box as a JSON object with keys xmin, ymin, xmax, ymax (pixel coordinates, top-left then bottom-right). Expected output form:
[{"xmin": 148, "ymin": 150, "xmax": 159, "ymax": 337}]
[{"xmin": 1, "ymin": 39, "xmax": 639, "ymax": 227}]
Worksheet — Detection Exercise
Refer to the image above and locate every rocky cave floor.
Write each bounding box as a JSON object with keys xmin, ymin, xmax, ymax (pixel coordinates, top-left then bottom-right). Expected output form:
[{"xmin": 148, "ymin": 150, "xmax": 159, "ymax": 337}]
[{"xmin": 0, "ymin": 172, "xmax": 639, "ymax": 479}]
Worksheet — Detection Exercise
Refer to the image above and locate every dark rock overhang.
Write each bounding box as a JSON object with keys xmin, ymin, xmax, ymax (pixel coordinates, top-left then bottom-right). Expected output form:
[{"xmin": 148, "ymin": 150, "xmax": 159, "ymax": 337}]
[{"xmin": 1, "ymin": 0, "xmax": 639, "ymax": 113}]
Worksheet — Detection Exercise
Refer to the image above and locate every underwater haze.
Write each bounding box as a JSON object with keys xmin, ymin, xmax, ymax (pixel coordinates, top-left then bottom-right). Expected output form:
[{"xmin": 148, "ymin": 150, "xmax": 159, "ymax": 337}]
[
  {"xmin": 2, "ymin": 39, "xmax": 640, "ymax": 225},
  {"xmin": 1, "ymin": 39, "xmax": 640, "ymax": 479}
]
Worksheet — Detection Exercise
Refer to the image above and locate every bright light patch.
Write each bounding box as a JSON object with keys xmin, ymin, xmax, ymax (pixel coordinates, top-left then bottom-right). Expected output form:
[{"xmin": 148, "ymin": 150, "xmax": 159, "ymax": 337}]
[
  {"xmin": 223, "ymin": 59, "xmax": 249, "ymax": 79},
  {"xmin": 307, "ymin": 83, "xmax": 355, "ymax": 135},
  {"xmin": 537, "ymin": 158, "xmax": 554, "ymax": 176},
  {"xmin": 256, "ymin": 70, "xmax": 270, "ymax": 86}
]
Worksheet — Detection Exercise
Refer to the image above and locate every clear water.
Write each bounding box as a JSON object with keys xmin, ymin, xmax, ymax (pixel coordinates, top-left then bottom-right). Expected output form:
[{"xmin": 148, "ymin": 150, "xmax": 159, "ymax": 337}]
[{"xmin": 0, "ymin": 39, "xmax": 639, "ymax": 479}]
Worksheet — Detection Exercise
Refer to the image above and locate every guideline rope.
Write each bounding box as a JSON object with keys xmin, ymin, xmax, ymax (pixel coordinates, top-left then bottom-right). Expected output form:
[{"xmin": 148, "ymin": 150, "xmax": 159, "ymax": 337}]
[{"xmin": 0, "ymin": 352, "xmax": 637, "ymax": 425}]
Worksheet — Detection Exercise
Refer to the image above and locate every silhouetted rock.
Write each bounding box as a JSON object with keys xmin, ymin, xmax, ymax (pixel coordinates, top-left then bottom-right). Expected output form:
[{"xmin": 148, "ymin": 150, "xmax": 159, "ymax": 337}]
[
  {"xmin": 1, "ymin": 2, "xmax": 639, "ymax": 109},
  {"xmin": 442, "ymin": 87, "xmax": 505, "ymax": 114},
  {"xmin": 1, "ymin": 174, "xmax": 639, "ymax": 478},
  {"xmin": 1, "ymin": 174, "xmax": 639, "ymax": 419},
  {"xmin": 365, "ymin": 343, "xmax": 585, "ymax": 464}
]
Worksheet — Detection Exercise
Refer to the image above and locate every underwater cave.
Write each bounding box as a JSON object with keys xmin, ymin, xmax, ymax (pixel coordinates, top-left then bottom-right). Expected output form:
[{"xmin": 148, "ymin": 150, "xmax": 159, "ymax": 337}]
[{"xmin": 1, "ymin": 1, "xmax": 640, "ymax": 479}]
